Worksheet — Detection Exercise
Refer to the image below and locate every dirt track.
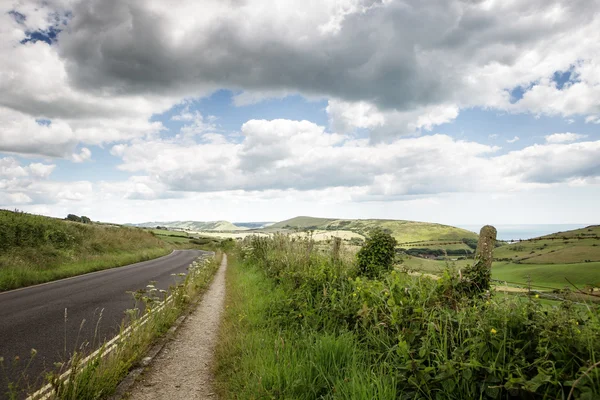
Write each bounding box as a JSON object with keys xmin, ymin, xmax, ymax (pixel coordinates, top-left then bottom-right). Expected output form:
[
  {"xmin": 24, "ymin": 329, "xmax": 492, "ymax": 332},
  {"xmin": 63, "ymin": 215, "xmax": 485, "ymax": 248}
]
[{"xmin": 127, "ymin": 255, "xmax": 227, "ymax": 400}]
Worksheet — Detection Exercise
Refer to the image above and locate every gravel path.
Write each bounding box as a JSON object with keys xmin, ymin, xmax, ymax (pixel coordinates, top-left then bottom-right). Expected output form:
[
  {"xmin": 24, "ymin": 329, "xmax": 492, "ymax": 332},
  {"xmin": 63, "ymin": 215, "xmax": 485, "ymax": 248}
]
[{"xmin": 127, "ymin": 255, "xmax": 227, "ymax": 400}]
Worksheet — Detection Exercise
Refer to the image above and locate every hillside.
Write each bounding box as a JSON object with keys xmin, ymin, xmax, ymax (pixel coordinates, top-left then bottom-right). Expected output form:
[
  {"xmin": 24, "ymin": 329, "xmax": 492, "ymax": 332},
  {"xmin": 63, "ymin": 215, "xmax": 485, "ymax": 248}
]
[
  {"xmin": 131, "ymin": 220, "xmax": 248, "ymax": 231},
  {"xmin": 494, "ymin": 225, "xmax": 600, "ymax": 264},
  {"xmin": 271, "ymin": 216, "xmax": 478, "ymax": 244},
  {"xmin": 270, "ymin": 216, "xmax": 338, "ymax": 229},
  {"xmin": 0, "ymin": 210, "xmax": 170, "ymax": 290},
  {"xmin": 234, "ymin": 221, "xmax": 275, "ymax": 229}
]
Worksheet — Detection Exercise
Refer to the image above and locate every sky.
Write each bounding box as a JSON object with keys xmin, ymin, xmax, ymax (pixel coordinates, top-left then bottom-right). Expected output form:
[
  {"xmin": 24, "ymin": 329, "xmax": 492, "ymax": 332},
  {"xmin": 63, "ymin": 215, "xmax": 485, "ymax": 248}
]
[{"xmin": 0, "ymin": 0, "xmax": 599, "ymax": 225}]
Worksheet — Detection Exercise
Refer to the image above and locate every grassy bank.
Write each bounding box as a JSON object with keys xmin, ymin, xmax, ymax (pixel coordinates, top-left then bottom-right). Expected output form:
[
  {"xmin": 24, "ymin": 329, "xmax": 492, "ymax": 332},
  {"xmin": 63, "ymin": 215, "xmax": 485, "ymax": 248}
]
[
  {"xmin": 215, "ymin": 236, "xmax": 600, "ymax": 399},
  {"xmin": 0, "ymin": 210, "xmax": 171, "ymax": 291}
]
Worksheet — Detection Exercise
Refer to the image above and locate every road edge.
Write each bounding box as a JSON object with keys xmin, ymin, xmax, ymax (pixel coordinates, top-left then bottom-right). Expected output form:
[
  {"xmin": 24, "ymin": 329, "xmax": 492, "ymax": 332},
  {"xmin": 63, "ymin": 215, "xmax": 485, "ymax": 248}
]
[{"xmin": 108, "ymin": 254, "xmax": 226, "ymax": 400}]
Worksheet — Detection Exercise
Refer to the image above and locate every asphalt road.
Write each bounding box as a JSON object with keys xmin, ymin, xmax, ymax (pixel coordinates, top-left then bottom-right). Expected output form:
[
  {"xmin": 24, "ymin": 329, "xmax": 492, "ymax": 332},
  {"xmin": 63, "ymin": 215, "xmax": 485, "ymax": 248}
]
[{"xmin": 0, "ymin": 249, "xmax": 210, "ymax": 396}]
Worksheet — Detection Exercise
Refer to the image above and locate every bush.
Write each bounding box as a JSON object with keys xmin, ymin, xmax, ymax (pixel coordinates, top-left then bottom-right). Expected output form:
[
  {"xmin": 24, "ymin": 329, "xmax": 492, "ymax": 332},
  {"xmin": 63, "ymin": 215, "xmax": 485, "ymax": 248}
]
[
  {"xmin": 66, "ymin": 214, "xmax": 82, "ymax": 222},
  {"xmin": 228, "ymin": 236, "xmax": 600, "ymax": 400},
  {"xmin": 356, "ymin": 229, "xmax": 397, "ymax": 278}
]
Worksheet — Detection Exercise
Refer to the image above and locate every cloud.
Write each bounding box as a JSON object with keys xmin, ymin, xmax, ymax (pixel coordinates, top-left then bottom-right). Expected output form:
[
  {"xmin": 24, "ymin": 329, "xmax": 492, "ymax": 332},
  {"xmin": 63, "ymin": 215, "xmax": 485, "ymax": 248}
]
[
  {"xmin": 107, "ymin": 118, "xmax": 600, "ymax": 200},
  {"xmin": 545, "ymin": 132, "xmax": 589, "ymax": 143},
  {"xmin": 507, "ymin": 136, "xmax": 520, "ymax": 143},
  {"xmin": 0, "ymin": 0, "xmax": 597, "ymax": 154},
  {"xmin": 0, "ymin": 157, "xmax": 57, "ymax": 205},
  {"xmin": 71, "ymin": 147, "xmax": 92, "ymax": 163},
  {"xmin": 497, "ymin": 141, "xmax": 600, "ymax": 184}
]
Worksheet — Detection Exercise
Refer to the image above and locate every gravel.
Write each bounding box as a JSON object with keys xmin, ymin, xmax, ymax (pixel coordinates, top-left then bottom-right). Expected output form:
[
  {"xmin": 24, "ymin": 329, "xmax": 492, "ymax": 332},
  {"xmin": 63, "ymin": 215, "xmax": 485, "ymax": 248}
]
[{"xmin": 127, "ymin": 255, "xmax": 228, "ymax": 400}]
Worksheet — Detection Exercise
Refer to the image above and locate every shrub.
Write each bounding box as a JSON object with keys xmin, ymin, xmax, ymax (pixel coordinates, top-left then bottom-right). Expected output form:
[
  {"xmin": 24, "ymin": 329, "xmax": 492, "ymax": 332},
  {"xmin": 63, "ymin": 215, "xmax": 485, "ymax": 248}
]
[
  {"xmin": 66, "ymin": 214, "xmax": 82, "ymax": 222},
  {"xmin": 356, "ymin": 229, "xmax": 397, "ymax": 278}
]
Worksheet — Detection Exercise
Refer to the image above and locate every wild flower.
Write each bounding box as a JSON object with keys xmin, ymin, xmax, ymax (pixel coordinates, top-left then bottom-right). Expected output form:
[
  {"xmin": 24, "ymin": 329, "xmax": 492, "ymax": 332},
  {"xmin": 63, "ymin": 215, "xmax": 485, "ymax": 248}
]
[{"xmin": 490, "ymin": 328, "xmax": 497, "ymax": 334}]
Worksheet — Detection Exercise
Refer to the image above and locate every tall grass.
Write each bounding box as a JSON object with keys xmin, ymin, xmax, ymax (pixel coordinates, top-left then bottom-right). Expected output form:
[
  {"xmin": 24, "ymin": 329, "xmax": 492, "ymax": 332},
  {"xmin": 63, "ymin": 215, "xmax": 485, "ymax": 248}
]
[
  {"xmin": 0, "ymin": 210, "xmax": 170, "ymax": 291},
  {"xmin": 215, "ymin": 235, "xmax": 600, "ymax": 399}
]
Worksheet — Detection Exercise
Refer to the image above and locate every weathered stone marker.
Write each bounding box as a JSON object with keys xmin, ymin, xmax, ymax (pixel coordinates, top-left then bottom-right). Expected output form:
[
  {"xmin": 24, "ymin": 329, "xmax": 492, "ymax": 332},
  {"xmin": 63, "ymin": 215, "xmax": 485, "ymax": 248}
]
[
  {"xmin": 461, "ymin": 225, "xmax": 497, "ymax": 296},
  {"xmin": 475, "ymin": 225, "xmax": 497, "ymax": 269}
]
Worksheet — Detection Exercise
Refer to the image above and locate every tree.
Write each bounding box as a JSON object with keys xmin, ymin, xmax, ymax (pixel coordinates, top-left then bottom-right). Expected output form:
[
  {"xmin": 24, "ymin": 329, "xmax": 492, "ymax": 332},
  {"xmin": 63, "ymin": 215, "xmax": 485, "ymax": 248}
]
[
  {"xmin": 81, "ymin": 216, "xmax": 92, "ymax": 224},
  {"xmin": 66, "ymin": 214, "xmax": 82, "ymax": 223},
  {"xmin": 356, "ymin": 229, "xmax": 397, "ymax": 278}
]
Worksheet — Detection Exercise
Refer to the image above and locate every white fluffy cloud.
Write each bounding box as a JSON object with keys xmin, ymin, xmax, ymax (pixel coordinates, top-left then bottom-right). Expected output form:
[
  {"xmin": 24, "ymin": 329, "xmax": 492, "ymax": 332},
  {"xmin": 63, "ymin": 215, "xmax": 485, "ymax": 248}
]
[
  {"xmin": 0, "ymin": 157, "xmax": 57, "ymax": 205},
  {"xmin": 545, "ymin": 132, "xmax": 589, "ymax": 144},
  {"xmin": 109, "ymin": 119, "xmax": 600, "ymax": 198}
]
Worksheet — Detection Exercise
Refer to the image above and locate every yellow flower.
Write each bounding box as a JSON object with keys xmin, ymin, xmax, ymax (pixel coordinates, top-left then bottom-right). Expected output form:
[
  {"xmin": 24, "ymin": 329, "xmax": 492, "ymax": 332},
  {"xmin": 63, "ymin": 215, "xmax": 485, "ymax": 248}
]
[
  {"xmin": 490, "ymin": 328, "xmax": 497, "ymax": 334},
  {"xmin": 352, "ymin": 293, "xmax": 357, "ymax": 297},
  {"xmin": 535, "ymin": 294, "xmax": 540, "ymax": 298}
]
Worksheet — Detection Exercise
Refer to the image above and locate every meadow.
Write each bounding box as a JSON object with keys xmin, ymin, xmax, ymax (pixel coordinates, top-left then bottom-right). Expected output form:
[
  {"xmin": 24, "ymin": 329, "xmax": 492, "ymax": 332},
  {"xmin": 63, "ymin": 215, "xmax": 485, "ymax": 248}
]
[{"xmin": 215, "ymin": 234, "xmax": 600, "ymax": 399}]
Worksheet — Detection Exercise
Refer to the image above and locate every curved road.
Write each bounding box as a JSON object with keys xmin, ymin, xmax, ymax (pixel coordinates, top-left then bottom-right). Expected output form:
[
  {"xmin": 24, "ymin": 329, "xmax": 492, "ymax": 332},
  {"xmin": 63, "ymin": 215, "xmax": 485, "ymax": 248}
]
[{"xmin": 0, "ymin": 249, "xmax": 210, "ymax": 395}]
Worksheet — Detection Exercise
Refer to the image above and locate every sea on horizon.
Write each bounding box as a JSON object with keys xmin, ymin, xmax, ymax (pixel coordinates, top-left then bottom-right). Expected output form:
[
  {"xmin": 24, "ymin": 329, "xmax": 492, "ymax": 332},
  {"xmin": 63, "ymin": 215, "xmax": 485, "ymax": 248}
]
[{"xmin": 457, "ymin": 224, "xmax": 594, "ymax": 241}]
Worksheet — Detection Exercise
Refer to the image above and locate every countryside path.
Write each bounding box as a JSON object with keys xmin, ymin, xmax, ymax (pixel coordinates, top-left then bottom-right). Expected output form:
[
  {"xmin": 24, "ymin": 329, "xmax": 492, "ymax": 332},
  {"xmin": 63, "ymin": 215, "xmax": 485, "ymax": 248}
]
[
  {"xmin": 0, "ymin": 249, "xmax": 210, "ymax": 396},
  {"xmin": 126, "ymin": 254, "xmax": 227, "ymax": 400}
]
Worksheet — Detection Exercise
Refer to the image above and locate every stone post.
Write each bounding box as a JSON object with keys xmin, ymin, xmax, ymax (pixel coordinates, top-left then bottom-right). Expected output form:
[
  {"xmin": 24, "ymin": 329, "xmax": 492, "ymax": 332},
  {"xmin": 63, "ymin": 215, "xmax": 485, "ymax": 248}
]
[
  {"xmin": 474, "ymin": 225, "xmax": 497, "ymax": 270},
  {"xmin": 461, "ymin": 225, "xmax": 497, "ymax": 296}
]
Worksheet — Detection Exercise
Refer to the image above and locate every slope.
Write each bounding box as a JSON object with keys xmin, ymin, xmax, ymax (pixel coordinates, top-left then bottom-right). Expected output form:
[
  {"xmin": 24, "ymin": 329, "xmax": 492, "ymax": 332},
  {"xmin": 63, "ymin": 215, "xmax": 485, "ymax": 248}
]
[{"xmin": 0, "ymin": 209, "xmax": 170, "ymax": 290}]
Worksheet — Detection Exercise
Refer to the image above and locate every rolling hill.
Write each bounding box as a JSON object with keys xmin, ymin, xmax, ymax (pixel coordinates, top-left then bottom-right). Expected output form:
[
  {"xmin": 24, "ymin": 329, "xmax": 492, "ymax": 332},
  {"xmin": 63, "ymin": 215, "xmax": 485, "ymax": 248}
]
[
  {"xmin": 271, "ymin": 216, "xmax": 478, "ymax": 244},
  {"xmin": 494, "ymin": 225, "xmax": 600, "ymax": 264},
  {"xmin": 130, "ymin": 220, "xmax": 248, "ymax": 231}
]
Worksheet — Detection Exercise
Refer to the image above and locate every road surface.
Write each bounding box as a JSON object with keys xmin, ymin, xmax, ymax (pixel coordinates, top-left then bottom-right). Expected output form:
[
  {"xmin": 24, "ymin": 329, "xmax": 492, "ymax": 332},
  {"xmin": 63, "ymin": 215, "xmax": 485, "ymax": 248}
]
[{"xmin": 0, "ymin": 249, "xmax": 210, "ymax": 396}]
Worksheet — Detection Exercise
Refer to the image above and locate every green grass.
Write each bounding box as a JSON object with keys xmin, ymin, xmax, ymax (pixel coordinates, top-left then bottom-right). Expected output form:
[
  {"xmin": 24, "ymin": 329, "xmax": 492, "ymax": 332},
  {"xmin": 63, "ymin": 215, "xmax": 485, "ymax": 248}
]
[
  {"xmin": 214, "ymin": 256, "xmax": 396, "ymax": 400},
  {"xmin": 492, "ymin": 261, "xmax": 600, "ymax": 289},
  {"xmin": 402, "ymin": 255, "xmax": 600, "ymax": 289},
  {"xmin": 215, "ymin": 236, "xmax": 600, "ymax": 399},
  {"xmin": 494, "ymin": 225, "xmax": 600, "ymax": 264},
  {"xmin": 0, "ymin": 210, "xmax": 171, "ymax": 291},
  {"xmin": 150, "ymin": 229, "xmax": 188, "ymax": 237},
  {"xmin": 401, "ymin": 255, "xmax": 473, "ymax": 274}
]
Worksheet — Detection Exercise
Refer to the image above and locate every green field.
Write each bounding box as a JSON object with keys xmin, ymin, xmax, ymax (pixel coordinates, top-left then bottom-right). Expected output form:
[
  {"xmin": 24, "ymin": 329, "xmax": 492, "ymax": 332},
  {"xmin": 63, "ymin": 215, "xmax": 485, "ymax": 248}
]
[
  {"xmin": 494, "ymin": 225, "xmax": 600, "ymax": 264},
  {"xmin": 492, "ymin": 261, "xmax": 600, "ymax": 289},
  {"xmin": 271, "ymin": 216, "xmax": 478, "ymax": 244},
  {"xmin": 150, "ymin": 228, "xmax": 188, "ymax": 237}
]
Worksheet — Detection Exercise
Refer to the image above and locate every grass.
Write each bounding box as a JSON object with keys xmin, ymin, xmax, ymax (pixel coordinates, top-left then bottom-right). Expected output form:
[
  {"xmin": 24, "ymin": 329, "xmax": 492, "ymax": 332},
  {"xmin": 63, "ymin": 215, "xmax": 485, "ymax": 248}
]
[
  {"xmin": 0, "ymin": 247, "xmax": 171, "ymax": 291},
  {"xmin": 214, "ymin": 236, "xmax": 600, "ymax": 399},
  {"xmin": 494, "ymin": 237, "xmax": 600, "ymax": 264},
  {"xmin": 15, "ymin": 253, "xmax": 222, "ymax": 400},
  {"xmin": 0, "ymin": 210, "xmax": 174, "ymax": 291},
  {"xmin": 402, "ymin": 255, "xmax": 600, "ymax": 290},
  {"xmin": 214, "ymin": 255, "xmax": 395, "ymax": 400},
  {"xmin": 150, "ymin": 229, "xmax": 188, "ymax": 237},
  {"xmin": 400, "ymin": 255, "xmax": 472, "ymax": 274},
  {"xmin": 492, "ymin": 262, "xmax": 600, "ymax": 289}
]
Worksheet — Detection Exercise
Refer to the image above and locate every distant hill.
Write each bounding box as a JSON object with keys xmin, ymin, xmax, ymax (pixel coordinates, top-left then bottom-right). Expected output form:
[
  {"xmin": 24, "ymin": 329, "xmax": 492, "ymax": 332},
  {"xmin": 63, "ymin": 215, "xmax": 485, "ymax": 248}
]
[
  {"xmin": 234, "ymin": 221, "xmax": 275, "ymax": 229},
  {"xmin": 130, "ymin": 220, "xmax": 248, "ymax": 231},
  {"xmin": 494, "ymin": 225, "xmax": 600, "ymax": 264},
  {"xmin": 270, "ymin": 216, "xmax": 338, "ymax": 229},
  {"xmin": 271, "ymin": 216, "xmax": 478, "ymax": 244}
]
